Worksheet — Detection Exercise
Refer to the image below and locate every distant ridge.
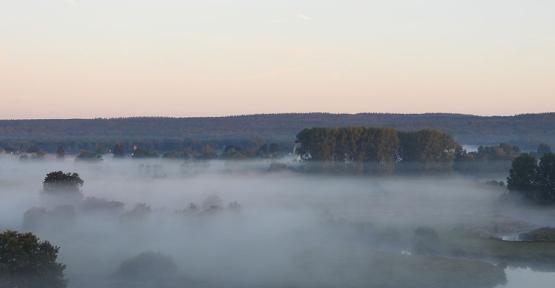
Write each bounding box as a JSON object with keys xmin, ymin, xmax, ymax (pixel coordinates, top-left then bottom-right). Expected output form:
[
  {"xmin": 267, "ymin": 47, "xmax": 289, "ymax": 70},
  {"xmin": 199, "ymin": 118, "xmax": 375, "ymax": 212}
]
[
  {"xmin": 6, "ymin": 111, "xmax": 555, "ymax": 121},
  {"xmin": 1, "ymin": 113, "xmax": 554, "ymax": 148}
]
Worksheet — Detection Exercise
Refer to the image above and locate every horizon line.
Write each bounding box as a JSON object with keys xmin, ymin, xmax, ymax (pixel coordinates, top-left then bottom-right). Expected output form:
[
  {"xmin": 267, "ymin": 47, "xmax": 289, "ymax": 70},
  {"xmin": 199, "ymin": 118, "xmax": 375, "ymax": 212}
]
[{"xmin": 1, "ymin": 111, "xmax": 554, "ymax": 121}]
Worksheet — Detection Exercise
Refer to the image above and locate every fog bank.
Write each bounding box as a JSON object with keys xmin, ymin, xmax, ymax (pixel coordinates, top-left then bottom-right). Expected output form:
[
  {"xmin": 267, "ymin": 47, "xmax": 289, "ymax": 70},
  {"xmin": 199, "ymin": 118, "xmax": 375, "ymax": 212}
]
[{"xmin": 1, "ymin": 155, "xmax": 554, "ymax": 288}]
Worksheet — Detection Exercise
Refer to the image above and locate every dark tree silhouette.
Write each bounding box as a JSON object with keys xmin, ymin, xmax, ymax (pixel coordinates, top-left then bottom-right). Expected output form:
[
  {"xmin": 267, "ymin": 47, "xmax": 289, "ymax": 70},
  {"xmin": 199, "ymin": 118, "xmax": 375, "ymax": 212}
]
[
  {"xmin": 507, "ymin": 153, "xmax": 555, "ymax": 204},
  {"xmin": 131, "ymin": 147, "xmax": 159, "ymax": 158},
  {"xmin": 0, "ymin": 231, "xmax": 66, "ymax": 288},
  {"xmin": 538, "ymin": 143, "xmax": 552, "ymax": 156},
  {"xmin": 296, "ymin": 127, "xmax": 459, "ymax": 173},
  {"xmin": 507, "ymin": 154, "xmax": 538, "ymax": 194},
  {"xmin": 398, "ymin": 129, "xmax": 459, "ymax": 165},
  {"xmin": 536, "ymin": 153, "xmax": 555, "ymax": 202},
  {"xmin": 43, "ymin": 171, "xmax": 84, "ymax": 193},
  {"xmin": 296, "ymin": 127, "xmax": 401, "ymax": 163}
]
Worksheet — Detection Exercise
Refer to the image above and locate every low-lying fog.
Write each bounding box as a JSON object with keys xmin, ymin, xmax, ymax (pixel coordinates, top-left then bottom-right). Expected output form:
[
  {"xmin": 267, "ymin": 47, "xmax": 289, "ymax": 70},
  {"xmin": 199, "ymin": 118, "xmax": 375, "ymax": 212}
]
[{"xmin": 1, "ymin": 155, "xmax": 555, "ymax": 288}]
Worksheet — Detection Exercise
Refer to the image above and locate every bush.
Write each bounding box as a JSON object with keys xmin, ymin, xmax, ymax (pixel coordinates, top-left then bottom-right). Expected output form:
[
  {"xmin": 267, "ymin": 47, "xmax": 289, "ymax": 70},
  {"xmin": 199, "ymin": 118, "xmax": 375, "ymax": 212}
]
[
  {"xmin": 114, "ymin": 252, "xmax": 178, "ymax": 280},
  {"xmin": 80, "ymin": 197, "xmax": 125, "ymax": 213},
  {"xmin": 23, "ymin": 206, "xmax": 76, "ymax": 231}
]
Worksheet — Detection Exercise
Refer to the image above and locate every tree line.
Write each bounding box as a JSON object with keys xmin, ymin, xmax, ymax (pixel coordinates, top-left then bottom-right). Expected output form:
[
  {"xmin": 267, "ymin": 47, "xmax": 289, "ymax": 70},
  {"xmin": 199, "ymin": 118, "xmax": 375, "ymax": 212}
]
[
  {"xmin": 2, "ymin": 139, "xmax": 287, "ymax": 161},
  {"xmin": 295, "ymin": 128, "xmax": 460, "ymax": 173},
  {"xmin": 1, "ymin": 113, "xmax": 554, "ymax": 152}
]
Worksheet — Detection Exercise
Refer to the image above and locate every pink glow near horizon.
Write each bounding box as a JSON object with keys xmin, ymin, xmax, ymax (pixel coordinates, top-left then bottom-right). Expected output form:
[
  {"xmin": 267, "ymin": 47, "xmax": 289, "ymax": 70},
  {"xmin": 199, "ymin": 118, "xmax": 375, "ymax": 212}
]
[{"xmin": 1, "ymin": 0, "xmax": 554, "ymax": 119}]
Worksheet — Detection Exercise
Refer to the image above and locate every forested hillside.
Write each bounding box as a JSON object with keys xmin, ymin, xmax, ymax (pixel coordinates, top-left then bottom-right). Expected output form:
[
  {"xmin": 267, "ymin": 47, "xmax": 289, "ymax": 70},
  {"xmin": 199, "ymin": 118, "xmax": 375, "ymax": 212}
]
[{"xmin": 0, "ymin": 113, "xmax": 554, "ymax": 151}]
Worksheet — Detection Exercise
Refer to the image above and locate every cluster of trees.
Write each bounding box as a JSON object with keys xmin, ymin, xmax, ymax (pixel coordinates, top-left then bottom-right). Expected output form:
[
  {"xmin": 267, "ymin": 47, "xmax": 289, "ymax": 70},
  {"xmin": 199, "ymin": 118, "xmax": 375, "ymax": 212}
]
[
  {"xmin": 33, "ymin": 171, "xmax": 154, "ymax": 224},
  {"xmin": 161, "ymin": 144, "xmax": 217, "ymax": 160},
  {"xmin": 3, "ymin": 172, "xmax": 240, "ymax": 288},
  {"xmin": 454, "ymin": 143, "xmax": 554, "ymax": 175},
  {"xmin": 507, "ymin": 153, "xmax": 555, "ymax": 204},
  {"xmin": 296, "ymin": 128, "xmax": 400, "ymax": 162},
  {"xmin": 1, "ymin": 138, "xmax": 289, "ymax": 160},
  {"xmin": 398, "ymin": 130, "xmax": 459, "ymax": 163},
  {"xmin": 296, "ymin": 128, "xmax": 459, "ymax": 172},
  {"xmin": 2, "ymin": 140, "xmax": 287, "ymax": 162},
  {"xmin": 458, "ymin": 144, "xmax": 521, "ymax": 161},
  {"xmin": 177, "ymin": 194, "xmax": 242, "ymax": 216},
  {"xmin": 1, "ymin": 231, "xmax": 183, "ymax": 288},
  {"xmin": 1, "ymin": 229, "xmax": 189, "ymax": 288},
  {"xmin": 0, "ymin": 231, "xmax": 66, "ymax": 288},
  {"xmin": 456, "ymin": 143, "xmax": 550, "ymax": 163},
  {"xmin": 295, "ymin": 127, "xmax": 555, "ymax": 175},
  {"xmin": 41, "ymin": 172, "xmax": 85, "ymax": 201},
  {"xmin": 75, "ymin": 150, "xmax": 103, "ymax": 161}
]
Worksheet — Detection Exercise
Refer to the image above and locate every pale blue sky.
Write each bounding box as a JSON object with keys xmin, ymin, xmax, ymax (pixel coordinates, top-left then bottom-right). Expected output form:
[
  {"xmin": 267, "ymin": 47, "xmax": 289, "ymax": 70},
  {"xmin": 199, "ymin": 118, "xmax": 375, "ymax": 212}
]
[{"xmin": 1, "ymin": 0, "xmax": 554, "ymax": 118}]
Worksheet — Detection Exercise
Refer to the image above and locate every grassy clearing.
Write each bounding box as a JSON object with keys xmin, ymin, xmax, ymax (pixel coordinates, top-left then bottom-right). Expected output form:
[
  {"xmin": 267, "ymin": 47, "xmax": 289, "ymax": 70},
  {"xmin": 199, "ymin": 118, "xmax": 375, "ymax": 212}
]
[{"xmin": 439, "ymin": 229, "xmax": 555, "ymax": 271}]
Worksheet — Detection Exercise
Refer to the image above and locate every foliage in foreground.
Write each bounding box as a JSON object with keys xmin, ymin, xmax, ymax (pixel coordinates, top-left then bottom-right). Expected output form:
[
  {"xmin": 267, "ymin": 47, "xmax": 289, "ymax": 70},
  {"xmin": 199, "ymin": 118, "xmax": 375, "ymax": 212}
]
[
  {"xmin": 507, "ymin": 153, "xmax": 555, "ymax": 204},
  {"xmin": 0, "ymin": 230, "xmax": 66, "ymax": 288}
]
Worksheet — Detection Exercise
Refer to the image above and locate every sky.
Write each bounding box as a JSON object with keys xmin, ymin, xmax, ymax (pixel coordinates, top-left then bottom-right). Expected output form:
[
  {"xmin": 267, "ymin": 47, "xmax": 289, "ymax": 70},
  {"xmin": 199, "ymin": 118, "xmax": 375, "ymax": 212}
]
[{"xmin": 0, "ymin": 0, "xmax": 554, "ymax": 119}]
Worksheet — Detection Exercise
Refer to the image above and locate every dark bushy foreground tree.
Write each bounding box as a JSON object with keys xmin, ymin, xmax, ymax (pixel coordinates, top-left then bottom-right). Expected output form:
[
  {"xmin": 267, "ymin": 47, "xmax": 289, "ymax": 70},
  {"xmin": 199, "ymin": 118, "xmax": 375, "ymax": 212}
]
[
  {"xmin": 0, "ymin": 231, "xmax": 66, "ymax": 288},
  {"xmin": 43, "ymin": 171, "xmax": 84, "ymax": 193},
  {"xmin": 507, "ymin": 153, "xmax": 555, "ymax": 204}
]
